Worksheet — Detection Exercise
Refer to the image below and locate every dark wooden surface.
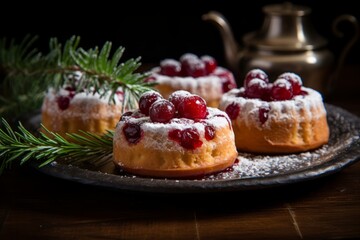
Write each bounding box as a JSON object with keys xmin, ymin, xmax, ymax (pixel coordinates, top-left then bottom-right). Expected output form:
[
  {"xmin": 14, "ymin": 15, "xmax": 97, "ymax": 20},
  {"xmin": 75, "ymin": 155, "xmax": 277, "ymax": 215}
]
[
  {"xmin": 1, "ymin": 67, "xmax": 360, "ymax": 239},
  {"xmin": 0, "ymin": 152, "xmax": 359, "ymax": 239}
]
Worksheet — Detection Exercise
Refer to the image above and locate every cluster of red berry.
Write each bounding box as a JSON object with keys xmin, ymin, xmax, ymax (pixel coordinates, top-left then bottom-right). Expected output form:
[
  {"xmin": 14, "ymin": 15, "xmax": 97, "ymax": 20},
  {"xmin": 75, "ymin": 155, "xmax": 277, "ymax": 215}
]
[
  {"xmin": 239, "ymin": 69, "xmax": 305, "ymax": 101},
  {"xmin": 120, "ymin": 90, "xmax": 226, "ymax": 149},
  {"xmin": 153, "ymin": 53, "xmax": 236, "ymax": 93}
]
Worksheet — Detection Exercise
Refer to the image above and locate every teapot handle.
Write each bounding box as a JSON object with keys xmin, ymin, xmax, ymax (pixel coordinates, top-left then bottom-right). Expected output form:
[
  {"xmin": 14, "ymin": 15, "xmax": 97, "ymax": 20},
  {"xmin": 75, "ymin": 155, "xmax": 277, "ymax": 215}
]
[{"xmin": 328, "ymin": 14, "xmax": 359, "ymax": 94}]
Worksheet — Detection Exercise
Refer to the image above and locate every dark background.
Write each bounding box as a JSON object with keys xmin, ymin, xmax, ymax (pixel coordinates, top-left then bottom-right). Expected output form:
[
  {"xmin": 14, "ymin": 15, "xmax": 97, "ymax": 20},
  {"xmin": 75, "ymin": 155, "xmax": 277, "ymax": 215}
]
[{"xmin": 1, "ymin": 0, "xmax": 359, "ymax": 68}]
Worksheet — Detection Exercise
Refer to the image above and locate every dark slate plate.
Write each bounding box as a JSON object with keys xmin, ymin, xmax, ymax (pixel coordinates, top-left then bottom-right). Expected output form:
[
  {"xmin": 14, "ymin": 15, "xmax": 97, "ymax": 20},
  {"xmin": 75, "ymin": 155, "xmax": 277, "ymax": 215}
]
[{"xmin": 31, "ymin": 104, "xmax": 360, "ymax": 193}]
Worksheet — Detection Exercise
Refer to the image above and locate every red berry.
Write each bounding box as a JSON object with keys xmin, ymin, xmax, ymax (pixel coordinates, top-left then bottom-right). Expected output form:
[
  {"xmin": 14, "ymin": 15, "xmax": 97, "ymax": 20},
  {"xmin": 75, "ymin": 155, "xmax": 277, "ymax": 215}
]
[
  {"xmin": 259, "ymin": 105, "xmax": 270, "ymax": 124},
  {"xmin": 216, "ymin": 70, "xmax": 237, "ymax": 93},
  {"xmin": 244, "ymin": 78, "xmax": 268, "ymax": 99},
  {"xmin": 201, "ymin": 55, "xmax": 217, "ymax": 74},
  {"xmin": 270, "ymin": 79, "xmax": 293, "ymax": 101},
  {"xmin": 160, "ymin": 59, "xmax": 181, "ymax": 76},
  {"xmin": 205, "ymin": 125, "xmax": 215, "ymax": 140},
  {"xmin": 180, "ymin": 53, "xmax": 198, "ymax": 76},
  {"xmin": 177, "ymin": 95, "xmax": 207, "ymax": 119},
  {"xmin": 261, "ymin": 83, "xmax": 273, "ymax": 101},
  {"xmin": 123, "ymin": 122, "xmax": 143, "ymax": 144},
  {"xmin": 180, "ymin": 53, "xmax": 198, "ymax": 62},
  {"xmin": 225, "ymin": 103, "xmax": 240, "ymax": 120},
  {"xmin": 186, "ymin": 59, "xmax": 207, "ymax": 77},
  {"xmin": 180, "ymin": 128, "xmax": 203, "ymax": 149},
  {"xmin": 139, "ymin": 91, "xmax": 163, "ymax": 115},
  {"xmin": 169, "ymin": 90, "xmax": 191, "ymax": 109},
  {"xmin": 278, "ymin": 72, "xmax": 302, "ymax": 95},
  {"xmin": 168, "ymin": 129, "xmax": 182, "ymax": 143},
  {"xmin": 169, "ymin": 128, "xmax": 202, "ymax": 150},
  {"xmin": 149, "ymin": 99, "xmax": 175, "ymax": 123},
  {"xmin": 64, "ymin": 86, "xmax": 76, "ymax": 98},
  {"xmin": 57, "ymin": 96, "xmax": 71, "ymax": 110},
  {"xmin": 244, "ymin": 69, "xmax": 269, "ymax": 88},
  {"xmin": 179, "ymin": 54, "xmax": 207, "ymax": 77}
]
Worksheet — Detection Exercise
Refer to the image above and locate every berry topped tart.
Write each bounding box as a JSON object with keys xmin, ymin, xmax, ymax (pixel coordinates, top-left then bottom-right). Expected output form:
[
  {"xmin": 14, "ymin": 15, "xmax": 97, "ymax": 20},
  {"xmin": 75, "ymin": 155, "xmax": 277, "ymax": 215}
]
[
  {"xmin": 113, "ymin": 90, "xmax": 238, "ymax": 178},
  {"xmin": 41, "ymin": 72, "xmax": 124, "ymax": 140},
  {"xmin": 146, "ymin": 53, "xmax": 237, "ymax": 108},
  {"xmin": 219, "ymin": 69, "xmax": 330, "ymax": 154}
]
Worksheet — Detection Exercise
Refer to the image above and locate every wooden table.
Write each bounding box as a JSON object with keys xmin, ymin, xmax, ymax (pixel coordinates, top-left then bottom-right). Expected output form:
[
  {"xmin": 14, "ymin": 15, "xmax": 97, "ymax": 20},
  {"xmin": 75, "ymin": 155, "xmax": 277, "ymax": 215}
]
[{"xmin": 1, "ymin": 66, "xmax": 360, "ymax": 239}]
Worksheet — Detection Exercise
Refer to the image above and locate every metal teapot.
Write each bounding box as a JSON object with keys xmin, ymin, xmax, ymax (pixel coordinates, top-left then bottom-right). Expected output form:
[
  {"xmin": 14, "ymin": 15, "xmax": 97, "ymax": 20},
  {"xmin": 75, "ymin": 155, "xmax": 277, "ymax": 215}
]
[{"xmin": 202, "ymin": 2, "xmax": 359, "ymax": 96}]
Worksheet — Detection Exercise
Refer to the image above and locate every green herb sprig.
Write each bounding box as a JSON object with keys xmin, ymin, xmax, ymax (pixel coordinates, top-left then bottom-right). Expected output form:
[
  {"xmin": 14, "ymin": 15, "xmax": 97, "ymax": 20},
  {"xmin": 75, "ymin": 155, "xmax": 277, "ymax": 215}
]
[
  {"xmin": 0, "ymin": 35, "xmax": 154, "ymax": 120},
  {"xmin": 0, "ymin": 118, "xmax": 114, "ymax": 174}
]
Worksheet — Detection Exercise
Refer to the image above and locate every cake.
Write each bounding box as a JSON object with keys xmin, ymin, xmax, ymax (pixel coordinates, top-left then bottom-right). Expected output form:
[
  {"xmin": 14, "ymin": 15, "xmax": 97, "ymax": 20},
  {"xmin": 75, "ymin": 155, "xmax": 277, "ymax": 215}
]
[
  {"xmin": 113, "ymin": 90, "xmax": 238, "ymax": 178},
  {"xmin": 146, "ymin": 53, "xmax": 237, "ymax": 108},
  {"xmin": 219, "ymin": 69, "xmax": 330, "ymax": 154},
  {"xmin": 41, "ymin": 84, "xmax": 123, "ymax": 139}
]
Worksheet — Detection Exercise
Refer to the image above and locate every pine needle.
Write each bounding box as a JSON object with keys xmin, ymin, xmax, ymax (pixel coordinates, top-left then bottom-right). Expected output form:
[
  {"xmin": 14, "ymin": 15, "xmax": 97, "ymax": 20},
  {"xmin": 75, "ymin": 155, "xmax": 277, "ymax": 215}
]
[
  {"xmin": 0, "ymin": 118, "xmax": 114, "ymax": 174},
  {"xmin": 0, "ymin": 35, "xmax": 154, "ymax": 119}
]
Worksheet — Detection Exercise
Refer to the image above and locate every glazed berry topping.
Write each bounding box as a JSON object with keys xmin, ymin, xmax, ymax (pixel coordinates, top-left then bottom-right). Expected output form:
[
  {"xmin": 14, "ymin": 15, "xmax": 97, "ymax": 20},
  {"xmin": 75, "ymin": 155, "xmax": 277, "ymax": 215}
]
[
  {"xmin": 139, "ymin": 91, "xmax": 163, "ymax": 115},
  {"xmin": 278, "ymin": 72, "xmax": 302, "ymax": 95},
  {"xmin": 258, "ymin": 105, "xmax": 270, "ymax": 124},
  {"xmin": 225, "ymin": 102, "xmax": 240, "ymax": 120},
  {"xmin": 262, "ymin": 83, "xmax": 273, "ymax": 101},
  {"xmin": 244, "ymin": 78, "xmax": 268, "ymax": 99},
  {"xmin": 57, "ymin": 96, "xmax": 71, "ymax": 110},
  {"xmin": 205, "ymin": 125, "xmax": 215, "ymax": 140},
  {"xmin": 177, "ymin": 95, "xmax": 207, "ymax": 119},
  {"xmin": 169, "ymin": 90, "xmax": 191, "ymax": 109},
  {"xmin": 124, "ymin": 90, "xmax": 225, "ymax": 147},
  {"xmin": 149, "ymin": 99, "xmax": 175, "ymax": 123},
  {"xmin": 240, "ymin": 69, "xmax": 306, "ymax": 102},
  {"xmin": 179, "ymin": 53, "xmax": 198, "ymax": 76},
  {"xmin": 244, "ymin": 69, "xmax": 269, "ymax": 88},
  {"xmin": 270, "ymin": 79, "xmax": 293, "ymax": 101},
  {"xmin": 180, "ymin": 53, "xmax": 198, "ymax": 62},
  {"xmin": 168, "ymin": 129, "xmax": 182, "ymax": 143},
  {"xmin": 160, "ymin": 59, "xmax": 181, "ymax": 76},
  {"xmin": 186, "ymin": 58, "xmax": 207, "ymax": 77},
  {"xmin": 201, "ymin": 55, "xmax": 217, "ymax": 74},
  {"xmin": 123, "ymin": 122, "xmax": 143, "ymax": 144},
  {"xmin": 169, "ymin": 128, "xmax": 203, "ymax": 150},
  {"xmin": 216, "ymin": 71, "xmax": 237, "ymax": 93},
  {"xmin": 64, "ymin": 86, "xmax": 76, "ymax": 98}
]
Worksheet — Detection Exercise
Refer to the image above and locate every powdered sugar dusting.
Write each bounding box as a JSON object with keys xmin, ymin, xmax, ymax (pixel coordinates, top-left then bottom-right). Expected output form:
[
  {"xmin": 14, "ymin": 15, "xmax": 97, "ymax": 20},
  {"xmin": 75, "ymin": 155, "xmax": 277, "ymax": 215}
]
[
  {"xmin": 204, "ymin": 135, "xmax": 358, "ymax": 180},
  {"xmin": 151, "ymin": 67, "xmax": 224, "ymax": 100},
  {"xmin": 274, "ymin": 78, "xmax": 292, "ymax": 89},
  {"xmin": 116, "ymin": 107, "xmax": 232, "ymax": 150},
  {"xmin": 219, "ymin": 87, "xmax": 326, "ymax": 128},
  {"xmin": 52, "ymin": 104, "xmax": 360, "ymax": 186},
  {"xmin": 42, "ymin": 87, "xmax": 122, "ymax": 117}
]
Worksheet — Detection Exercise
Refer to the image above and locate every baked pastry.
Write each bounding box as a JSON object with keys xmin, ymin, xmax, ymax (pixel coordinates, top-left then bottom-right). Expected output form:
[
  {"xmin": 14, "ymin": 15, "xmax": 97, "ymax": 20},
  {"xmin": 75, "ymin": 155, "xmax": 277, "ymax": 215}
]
[
  {"xmin": 113, "ymin": 90, "xmax": 238, "ymax": 178},
  {"xmin": 41, "ymin": 85, "xmax": 123, "ymax": 139},
  {"xmin": 219, "ymin": 69, "xmax": 330, "ymax": 154},
  {"xmin": 146, "ymin": 53, "xmax": 237, "ymax": 108}
]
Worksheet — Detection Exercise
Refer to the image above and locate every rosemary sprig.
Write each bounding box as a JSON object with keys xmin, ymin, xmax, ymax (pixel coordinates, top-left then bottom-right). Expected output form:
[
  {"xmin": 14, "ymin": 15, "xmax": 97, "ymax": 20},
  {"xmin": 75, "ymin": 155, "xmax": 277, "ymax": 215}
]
[
  {"xmin": 0, "ymin": 118, "xmax": 114, "ymax": 174},
  {"xmin": 0, "ymin": 35, "xmax": 154, "ymax": 120}
]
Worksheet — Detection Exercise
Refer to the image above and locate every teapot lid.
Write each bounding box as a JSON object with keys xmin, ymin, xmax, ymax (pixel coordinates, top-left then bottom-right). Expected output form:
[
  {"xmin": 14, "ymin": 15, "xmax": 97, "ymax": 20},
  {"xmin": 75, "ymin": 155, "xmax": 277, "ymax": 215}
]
[{"xmin": 243, "ymin": 2, "xmax": 328, "ymax": 51}]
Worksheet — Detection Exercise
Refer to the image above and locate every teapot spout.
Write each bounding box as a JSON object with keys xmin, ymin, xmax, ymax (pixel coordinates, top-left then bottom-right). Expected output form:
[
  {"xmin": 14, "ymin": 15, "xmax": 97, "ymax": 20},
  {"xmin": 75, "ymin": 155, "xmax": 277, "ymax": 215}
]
[{"xmin": 202, "ymin": 11, "xmax": 240, "ymax": 74}]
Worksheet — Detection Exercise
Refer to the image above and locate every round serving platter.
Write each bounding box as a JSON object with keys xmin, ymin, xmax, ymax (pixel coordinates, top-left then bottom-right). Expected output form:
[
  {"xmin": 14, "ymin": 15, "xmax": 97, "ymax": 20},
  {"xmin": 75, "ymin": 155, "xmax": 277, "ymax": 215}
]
[{"xmin": 31, "ymin": 104, "xmax": 360, "ymax": 193}]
